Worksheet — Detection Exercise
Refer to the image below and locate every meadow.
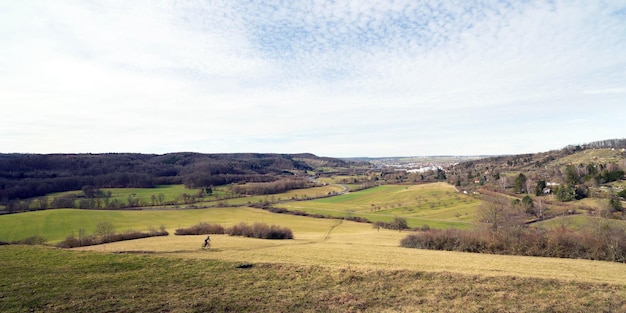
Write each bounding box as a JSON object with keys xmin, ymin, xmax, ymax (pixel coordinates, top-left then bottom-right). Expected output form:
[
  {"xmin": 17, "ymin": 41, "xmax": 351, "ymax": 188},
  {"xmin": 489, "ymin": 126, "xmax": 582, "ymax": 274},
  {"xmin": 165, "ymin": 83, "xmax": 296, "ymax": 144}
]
[
  {"xmin": 3, "ymin": 245, "xmax": 626, "ymax": 312},
  {"xmin": 4, "ymin": 182, "xmax": 626, "ymax": 311},
  {"xmin": 2, "ymin": 182, "xmax": 477, "ymax": 243},
  {"xmin": 3, "ymin": 144, "xmax": 626, "ymax": 311},
  {"xmin": 48, "ymin": 184, "xmax": 193, "ymax": 205},
  {"xmin": 0, "ymin": 207, "xmax": 329, "ymax": 243},
  {"xmin": 3, "ymin": 205, "xmax": 626, "ymax": 285},
  {"xmin": 279, "ymin": 182, "xmax": 481, "ymax": 229},
  {"xmin": 43, "ymin": 184, "xmax": 345, "ymax": 208}
]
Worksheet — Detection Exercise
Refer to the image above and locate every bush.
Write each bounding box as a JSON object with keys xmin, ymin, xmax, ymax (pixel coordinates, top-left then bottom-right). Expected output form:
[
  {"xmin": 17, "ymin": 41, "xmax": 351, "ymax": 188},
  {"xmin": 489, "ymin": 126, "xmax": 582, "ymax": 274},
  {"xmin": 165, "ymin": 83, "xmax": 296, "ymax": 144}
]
[
  {"xmin": 175, "ymin": 222, "xmax": 225, "ymax": 235},
  {"xmin": 15, "ymin": 236, "xmax": 48, "ymax": 245},
  {"xmin": 56, "ymin": 228, "xmax": 169, "ymax": 248},
  {"xmin": 225, "ymin": 222, "xmax": 293, "ymax": 240},
  {"xmin": 373, "ymin": 217, "xmax": 409, "ymax": 231},
  {"xmin": 103, "ymin": 229, "xmax": 169, "ymax": 244},
  {"xmin": 400, "ymin": 220, "xmax": 626, "ymax": 263}
]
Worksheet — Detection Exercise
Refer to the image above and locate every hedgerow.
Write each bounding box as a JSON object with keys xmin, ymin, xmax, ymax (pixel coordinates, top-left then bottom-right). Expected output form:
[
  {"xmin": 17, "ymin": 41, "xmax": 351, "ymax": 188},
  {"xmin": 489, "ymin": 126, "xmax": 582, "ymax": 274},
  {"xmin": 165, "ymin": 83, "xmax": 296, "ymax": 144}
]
[
  {"xmin": 175, "ymin": 222, "xmax": 225, "ymax": 235},
  {"xmin": 400, "ymin": 221, "xmax": 626, "ymax": 263},
  {"xmin": 56, "ymin": 227, "xmax": 169, "ymax": 248},
  {"xmin": 226, "ymin": 222, "xmax": 293, "ymax": 239}
]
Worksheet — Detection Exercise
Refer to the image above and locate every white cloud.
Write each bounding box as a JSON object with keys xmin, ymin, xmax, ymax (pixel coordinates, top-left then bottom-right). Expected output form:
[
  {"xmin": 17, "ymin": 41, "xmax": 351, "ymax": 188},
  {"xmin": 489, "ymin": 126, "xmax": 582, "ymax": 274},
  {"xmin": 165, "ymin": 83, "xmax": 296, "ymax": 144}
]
[{"xmin": 1, "ymin": 0, "xmax": 625, "ymax": 156}]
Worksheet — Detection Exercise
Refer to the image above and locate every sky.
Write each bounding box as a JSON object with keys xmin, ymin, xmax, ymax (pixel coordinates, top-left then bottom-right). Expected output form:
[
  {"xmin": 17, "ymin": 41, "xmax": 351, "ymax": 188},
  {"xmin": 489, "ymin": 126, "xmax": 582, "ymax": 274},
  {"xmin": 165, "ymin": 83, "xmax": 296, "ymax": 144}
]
[{"xmin": 1, "ymin": 0, "xmax": 625, "ymax": 157}]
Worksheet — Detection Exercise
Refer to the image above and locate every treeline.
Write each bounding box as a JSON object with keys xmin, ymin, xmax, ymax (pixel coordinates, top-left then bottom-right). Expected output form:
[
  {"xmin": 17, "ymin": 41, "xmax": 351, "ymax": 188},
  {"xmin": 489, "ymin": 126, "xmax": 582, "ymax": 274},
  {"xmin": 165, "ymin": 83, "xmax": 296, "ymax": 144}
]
[
  {"xmin": 0, "ymin": 153, "xmax": 348, "ymax": 204},
  {"xmin": 574, "ymin": 138, "xmax": 626, "ymax": 150},
  {"xmin": 230, "ymin": 178, "xmax": 313, "ymax": 195}
]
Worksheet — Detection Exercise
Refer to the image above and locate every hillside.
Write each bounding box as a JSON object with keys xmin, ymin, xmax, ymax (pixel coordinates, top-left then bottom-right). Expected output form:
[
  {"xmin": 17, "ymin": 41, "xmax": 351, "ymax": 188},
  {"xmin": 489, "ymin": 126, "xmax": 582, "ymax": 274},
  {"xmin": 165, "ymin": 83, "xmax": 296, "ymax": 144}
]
[
  {"xmin": 446, "ymin": 139, "xmax": 626, "ymax": 193},
  {"xmin": 0, "ymin": 152, "xmax": 357, "ymax": 204}
]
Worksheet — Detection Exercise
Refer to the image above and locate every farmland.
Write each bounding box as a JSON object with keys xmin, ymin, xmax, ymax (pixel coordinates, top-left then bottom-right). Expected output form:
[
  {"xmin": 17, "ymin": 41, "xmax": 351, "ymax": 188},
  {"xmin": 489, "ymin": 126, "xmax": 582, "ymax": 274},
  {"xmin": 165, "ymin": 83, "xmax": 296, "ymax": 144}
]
[
  {"xmin": 2, "ymin": 203, "xmax": 626, "ymax": 285},
  {"xmin": 279, "ymin": 183, "xmax": 481, "ymax": 229},
  {"xmin": 0, "ymin": 183, "xmax": 478, "ymax": 243},
  {"xmin": 2, "ymin": 143, "xmax": 626, "ymax": 311},
  {"xmin": 3, "ymin": 206, "xmax": 626, "ymax": 312},
  {"xmin": 2, "ymin": 182, "xmax": 626, "ymax": 311}
]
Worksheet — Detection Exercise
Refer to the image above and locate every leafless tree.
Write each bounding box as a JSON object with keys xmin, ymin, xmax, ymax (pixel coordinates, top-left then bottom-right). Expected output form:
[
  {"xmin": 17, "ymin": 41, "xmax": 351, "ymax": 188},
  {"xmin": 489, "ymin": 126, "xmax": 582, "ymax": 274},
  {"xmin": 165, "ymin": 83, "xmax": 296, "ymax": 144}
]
[{"xmin": 95, "ymin": 222, "xmax": 115, "ymax": 242}]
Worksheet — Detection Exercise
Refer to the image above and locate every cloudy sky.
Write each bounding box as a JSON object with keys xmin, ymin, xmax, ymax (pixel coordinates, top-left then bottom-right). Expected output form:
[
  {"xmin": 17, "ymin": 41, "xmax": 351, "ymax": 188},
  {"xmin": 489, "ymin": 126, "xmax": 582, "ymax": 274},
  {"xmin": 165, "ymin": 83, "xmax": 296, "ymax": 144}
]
[{"xmin": 1, "ymin": 1, "xmax": 625, "ymax": 157}]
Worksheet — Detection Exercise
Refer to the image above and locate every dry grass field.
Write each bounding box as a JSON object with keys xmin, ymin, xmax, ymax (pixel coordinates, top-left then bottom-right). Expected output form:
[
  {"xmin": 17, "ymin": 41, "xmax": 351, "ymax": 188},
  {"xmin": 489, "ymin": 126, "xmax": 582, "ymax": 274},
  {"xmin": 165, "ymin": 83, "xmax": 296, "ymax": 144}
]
[
  {"xmin": 4, "ymin": 197, "xmax": 626, "ymax": 311},
  {"xmin": 76, "ymin": 214, "xmax": 626, "ymax": 286}
]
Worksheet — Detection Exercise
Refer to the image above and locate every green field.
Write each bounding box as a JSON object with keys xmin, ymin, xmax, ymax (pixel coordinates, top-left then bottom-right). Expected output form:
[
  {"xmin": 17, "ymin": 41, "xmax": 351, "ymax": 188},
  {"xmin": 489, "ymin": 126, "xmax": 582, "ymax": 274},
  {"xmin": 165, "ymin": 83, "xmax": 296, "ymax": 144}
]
[
  {"xmin": 42, "ymin": 184, "xmax": 346, "ymax": 209},
  {"xmin": 0, "ymin": 207, "xmax": 339, "ymax": 243},
  {"xmin": 279, "ymin": 183, "xmax": 481, "ymax": 229},
  {"xmin": 48, "ymin": 184, "xmax": 197, "ymax": 205},
  {"xmin": 202, "ymin": 185, "xmax": 345, "ymax": 206},
  {"xmin": 0, "ymin": 183, "xmax": 481, "ymax": 244},
  {"xmin": 4, "ymin": 203, "xmax": 626, "ymax": 285}
]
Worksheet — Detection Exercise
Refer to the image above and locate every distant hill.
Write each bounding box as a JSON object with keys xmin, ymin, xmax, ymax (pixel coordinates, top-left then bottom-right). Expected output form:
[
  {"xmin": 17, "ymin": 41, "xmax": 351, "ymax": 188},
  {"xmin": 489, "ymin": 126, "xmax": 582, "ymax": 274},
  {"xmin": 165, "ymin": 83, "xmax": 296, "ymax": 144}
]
[
  {"xmin": 0, "ymin": 152, "xmax": 355, "ymax": 203},
  {"xmin": 446, "ymin": 138, "xmax": 626, "ymax": 191}
]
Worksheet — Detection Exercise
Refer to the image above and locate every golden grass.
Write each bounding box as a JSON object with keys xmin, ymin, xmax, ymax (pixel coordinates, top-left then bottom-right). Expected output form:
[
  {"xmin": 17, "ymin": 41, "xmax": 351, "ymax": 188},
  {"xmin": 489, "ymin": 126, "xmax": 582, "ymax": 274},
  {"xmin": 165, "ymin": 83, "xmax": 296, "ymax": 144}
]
[{"xmin": 78, "ymin": 218, "xmax": 626, "ymax": 285}]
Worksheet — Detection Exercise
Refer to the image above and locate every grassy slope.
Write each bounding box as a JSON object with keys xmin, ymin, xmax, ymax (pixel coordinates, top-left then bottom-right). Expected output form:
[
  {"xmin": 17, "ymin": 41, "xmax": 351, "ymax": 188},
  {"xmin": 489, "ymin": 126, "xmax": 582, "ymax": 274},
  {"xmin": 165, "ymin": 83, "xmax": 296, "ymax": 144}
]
[
  {"xmin": 2, "ymin": 245, "xmax": 626, "ymax": 313},
  {"xmin": 48, "ymin": 184, "xmax": 195, "ymax": 204},
  {"xmin": 0, "ymin": 207, "xmax": 343, "ymax": 243},
  {"xmin": 4, "ymin": 206, "xmax": 626, "ymax": 285},
  {"xmin": 0, "ymin": 183, "xmax": 479, "ymax": 243},
  {"xmin": 205, "ymin": 185, "xmax": 344, "ymax": 206},
  {"xmin": 3, "ymin": 203, "xmax": 626, "ymax": 311},
  {"xmin": 280, "ymin": 183, "xmax": 481, "ymax": 229},
  {"xmin": 556, "ymin": 148, "xmax": 624, "ymax": 166},
  {"xmin": 43, "ymin": 184, "xmax": 345, "ymax": 208},
  {"xmin": 533, "ymin": 214, "xmax": 626, "ymax": 230},
  {"xmin": 76, "ymin": 220, "xmax": 626, "ymax": 285}
]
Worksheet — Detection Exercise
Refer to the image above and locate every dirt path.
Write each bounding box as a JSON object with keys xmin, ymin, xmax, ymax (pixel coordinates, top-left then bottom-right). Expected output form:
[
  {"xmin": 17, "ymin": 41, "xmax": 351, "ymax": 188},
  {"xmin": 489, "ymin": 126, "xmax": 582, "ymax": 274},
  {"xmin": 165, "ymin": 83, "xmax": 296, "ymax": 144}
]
[{"xmin": 323, "ymin": 219, "xmax": 343, "ymax": 241}]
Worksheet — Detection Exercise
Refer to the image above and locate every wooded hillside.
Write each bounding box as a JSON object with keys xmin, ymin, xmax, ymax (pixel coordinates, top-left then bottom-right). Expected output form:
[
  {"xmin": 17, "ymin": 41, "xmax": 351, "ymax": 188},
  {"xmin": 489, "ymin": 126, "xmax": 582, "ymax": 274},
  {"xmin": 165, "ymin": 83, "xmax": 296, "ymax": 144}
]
[{"xmin": 0, "ymin": 152, "xmax": 352, "ymax": 203}]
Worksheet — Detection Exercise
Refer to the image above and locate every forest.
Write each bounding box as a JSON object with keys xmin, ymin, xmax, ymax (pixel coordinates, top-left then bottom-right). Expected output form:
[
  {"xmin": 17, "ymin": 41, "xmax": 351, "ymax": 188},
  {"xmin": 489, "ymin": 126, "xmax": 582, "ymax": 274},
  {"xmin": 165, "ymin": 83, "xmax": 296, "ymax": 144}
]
[{"xmin": 0, "ymin": 152, "xmax": 352, "ymax": 204}]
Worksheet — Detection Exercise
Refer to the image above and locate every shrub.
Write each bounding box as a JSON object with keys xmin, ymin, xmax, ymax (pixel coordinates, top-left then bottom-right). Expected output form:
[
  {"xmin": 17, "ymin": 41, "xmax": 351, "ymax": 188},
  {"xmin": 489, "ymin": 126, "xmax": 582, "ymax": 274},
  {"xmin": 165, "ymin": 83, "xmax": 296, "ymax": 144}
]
[
  {"xmin": 225, "ymin": 222, "xmax": 293, "ymax": 240},
  {"xmin": 373, "ymin": 217, "xmax": 409, "ymax": 231},
  {"xmin": 1, "ymin": 236, "xmax": 49, "ymax": 246},
  {"xmin": 56, "ymin": 228, "xmax": 169, "ymax": 248},
  {"xmin": 56, "ymin": 234, "xmax": 82, "ymax": 248},
  {"xmin": 175, "ymin": 222, "xmax": 225, "ymax": 235},
  {"xmin": 15, "ymin": 236, "xmax": 48, "ymax": 245},
  {"xmin": 345, "ymin": 216, "xmax": 370, "ymax": 223}
]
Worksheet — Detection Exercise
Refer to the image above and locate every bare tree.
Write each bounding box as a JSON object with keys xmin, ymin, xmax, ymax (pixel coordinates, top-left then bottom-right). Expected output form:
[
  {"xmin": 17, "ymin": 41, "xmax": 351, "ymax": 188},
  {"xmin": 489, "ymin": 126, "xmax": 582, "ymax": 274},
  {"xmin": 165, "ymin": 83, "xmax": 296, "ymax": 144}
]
[
  {"xmin": 480, "ymin": 196, "xmax": 524, "ymax": 237},
  {"xmin": 480, "ymin": 198, "xmax": 507, "ymax": 232},
  {"xmin": 525, "ymin": 177, "xmax": 534, "ymax": 196},
  {"xmin": 95, "ymin": 222, "xmax": 115, "ymax": 242},
  {"xmin": 497, "ymin": 175, "xmax": 509, "ymax": 191}
]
